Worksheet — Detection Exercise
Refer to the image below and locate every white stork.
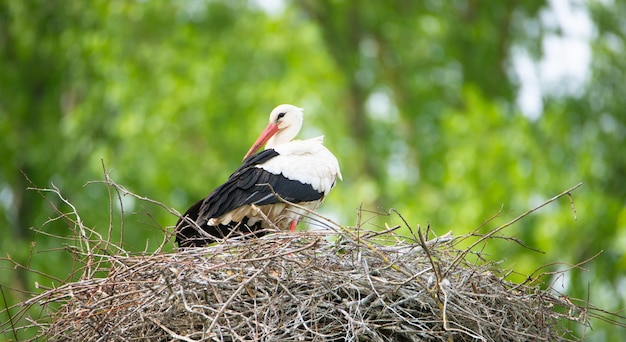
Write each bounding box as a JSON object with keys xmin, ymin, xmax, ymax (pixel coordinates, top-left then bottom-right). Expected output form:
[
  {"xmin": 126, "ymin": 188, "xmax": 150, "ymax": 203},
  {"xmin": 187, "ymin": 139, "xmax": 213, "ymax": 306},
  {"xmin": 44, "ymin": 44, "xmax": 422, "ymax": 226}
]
[{"xmin": 175, "ymin": 104, "xmax": 342, "ymax": 247}]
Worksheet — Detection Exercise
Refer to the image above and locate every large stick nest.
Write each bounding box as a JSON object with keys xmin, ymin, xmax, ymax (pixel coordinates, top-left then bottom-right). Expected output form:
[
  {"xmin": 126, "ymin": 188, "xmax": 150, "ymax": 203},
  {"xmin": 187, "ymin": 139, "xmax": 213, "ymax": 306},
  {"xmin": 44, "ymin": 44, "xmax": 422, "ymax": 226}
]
[
  {"xmin": 2, "ymin": 181, "xmax": 600, "ymax": 341},
  {"xmin": 20, "ymin": 230, "xmax": 588, "ymax": 341}
]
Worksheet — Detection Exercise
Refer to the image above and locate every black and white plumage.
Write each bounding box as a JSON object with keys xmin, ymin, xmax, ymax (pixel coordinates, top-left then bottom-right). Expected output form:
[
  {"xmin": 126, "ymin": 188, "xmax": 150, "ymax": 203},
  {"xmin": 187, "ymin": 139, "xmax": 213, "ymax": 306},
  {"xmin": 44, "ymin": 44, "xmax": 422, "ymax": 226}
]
[{"xmin": 175, "ymin": 104, "xmax": 342, "ymax": 247}]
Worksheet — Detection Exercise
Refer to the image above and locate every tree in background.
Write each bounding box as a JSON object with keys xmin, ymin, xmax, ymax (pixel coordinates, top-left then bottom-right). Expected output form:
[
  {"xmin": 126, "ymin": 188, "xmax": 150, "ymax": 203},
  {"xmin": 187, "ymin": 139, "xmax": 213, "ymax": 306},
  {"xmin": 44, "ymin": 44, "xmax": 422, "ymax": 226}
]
[{"xmin": 1, "ymin": 1, "xmax": 623, "ymax": 340}]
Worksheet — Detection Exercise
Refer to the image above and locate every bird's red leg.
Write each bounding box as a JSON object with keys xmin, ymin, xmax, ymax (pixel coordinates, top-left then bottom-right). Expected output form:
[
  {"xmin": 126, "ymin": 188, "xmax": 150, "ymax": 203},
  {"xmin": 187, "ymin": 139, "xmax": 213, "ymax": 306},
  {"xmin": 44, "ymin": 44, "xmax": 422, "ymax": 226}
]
[{"xmin": 289, "ymin": 220, "xmax": 297, "ymax": 231}]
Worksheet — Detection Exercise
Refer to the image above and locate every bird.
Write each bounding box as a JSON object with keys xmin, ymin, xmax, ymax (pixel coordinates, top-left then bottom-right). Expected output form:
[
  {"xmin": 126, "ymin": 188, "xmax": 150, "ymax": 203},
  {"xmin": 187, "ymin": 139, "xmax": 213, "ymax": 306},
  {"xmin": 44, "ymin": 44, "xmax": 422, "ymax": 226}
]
[{"xmin": 175, "ymin": 104, "xmax": 342, "ymax": 247}]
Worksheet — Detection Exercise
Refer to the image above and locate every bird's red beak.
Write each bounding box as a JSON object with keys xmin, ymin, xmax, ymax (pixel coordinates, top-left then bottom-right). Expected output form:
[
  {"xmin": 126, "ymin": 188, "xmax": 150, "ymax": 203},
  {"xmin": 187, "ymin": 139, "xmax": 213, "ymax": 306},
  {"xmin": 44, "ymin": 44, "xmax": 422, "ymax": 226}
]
[{"xmin": 243, "ymin": 122, "xmax": 279, "ymax": 161}]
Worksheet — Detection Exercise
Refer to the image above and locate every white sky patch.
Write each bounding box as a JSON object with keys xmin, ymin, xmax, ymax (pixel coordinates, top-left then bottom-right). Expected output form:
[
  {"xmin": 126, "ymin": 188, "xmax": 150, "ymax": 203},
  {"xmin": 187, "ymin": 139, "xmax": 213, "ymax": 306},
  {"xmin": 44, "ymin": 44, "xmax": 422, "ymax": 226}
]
[
  {"xmin": 254, "ymin": 0, "xmax": 285, "ymax": 16},
  {"xmin": 514, "ymin": 0, "xmax": 594, "ymax": 119},
  {"xmin": 513, "ymin": 48, "xmax": 544, "ymax": 120},
  {"xmin": 179, "ymin": 0, "xmax": 209, "ymax": 21},
  {"xmin": 551, "ymin": 265, "xmax": 571, "ymax": 293},
  {"xmin": 387, "ymin": 140, "xmax": 414, "ymax": 183},
  {"xmin": 117, "ymin": 194, "xmax": 136, "ymax": 214},
  {"xmin": 0, "ymin": 185, "xmax": 13, "ymax": 214},
  {"xmin": 366, "ymin": 90, "xmax": 399, "ymax": 121}
]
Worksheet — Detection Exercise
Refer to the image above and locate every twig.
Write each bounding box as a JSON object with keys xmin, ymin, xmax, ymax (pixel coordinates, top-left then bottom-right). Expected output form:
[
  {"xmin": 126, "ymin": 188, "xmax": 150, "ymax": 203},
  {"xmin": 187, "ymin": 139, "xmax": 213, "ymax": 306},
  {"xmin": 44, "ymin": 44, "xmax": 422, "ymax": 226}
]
[
  {"xmin": 444, "ymin": 183, "xmax": 583, "ymax": 276},
  {"xmin": 0, "ymin": 285, "xmax": 18, "ymax": 341},
  {"xmin": 149, "ymin": 317, "xmax": 197, "ymax": 342},
  {"xmin": 206, "ymin": 260, "xmax": 272, "ymax": 333}
]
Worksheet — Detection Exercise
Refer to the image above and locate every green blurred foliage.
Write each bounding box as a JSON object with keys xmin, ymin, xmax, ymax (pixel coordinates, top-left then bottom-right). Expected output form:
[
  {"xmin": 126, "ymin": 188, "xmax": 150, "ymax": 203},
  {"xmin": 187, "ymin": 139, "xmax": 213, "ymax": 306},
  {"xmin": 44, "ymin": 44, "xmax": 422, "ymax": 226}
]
[{"xmin": 1, "ymin": 0, "xmax": 624, "ymax": 340}]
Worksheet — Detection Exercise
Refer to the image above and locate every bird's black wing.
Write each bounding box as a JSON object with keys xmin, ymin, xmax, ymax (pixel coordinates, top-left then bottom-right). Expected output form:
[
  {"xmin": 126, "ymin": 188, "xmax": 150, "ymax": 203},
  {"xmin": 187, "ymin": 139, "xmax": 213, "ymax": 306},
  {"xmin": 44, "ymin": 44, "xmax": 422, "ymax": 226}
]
[
  {"xmin": 198, "ymin": 148, "xmax": 324, "ymax": 220},
  {"xmin": 175, "ymin": 149, "xmax": 323, "ymax": 247}
]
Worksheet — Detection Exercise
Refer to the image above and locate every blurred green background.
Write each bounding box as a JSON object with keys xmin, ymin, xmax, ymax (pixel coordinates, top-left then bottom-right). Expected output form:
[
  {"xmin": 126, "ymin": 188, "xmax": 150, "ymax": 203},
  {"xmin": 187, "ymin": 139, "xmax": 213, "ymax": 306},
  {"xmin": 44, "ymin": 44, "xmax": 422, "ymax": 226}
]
[{"xmin": 1, "ymin": 0, "xmax": 624, "ymax": 340}]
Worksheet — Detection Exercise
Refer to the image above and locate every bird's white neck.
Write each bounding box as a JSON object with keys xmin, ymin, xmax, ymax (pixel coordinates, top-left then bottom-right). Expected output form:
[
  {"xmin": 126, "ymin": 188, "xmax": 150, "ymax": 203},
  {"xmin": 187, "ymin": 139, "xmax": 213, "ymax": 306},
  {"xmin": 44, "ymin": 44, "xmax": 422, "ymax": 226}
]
[{"xmin": 266, "ymin": 120, "xmax": 302, "ymax": 149}]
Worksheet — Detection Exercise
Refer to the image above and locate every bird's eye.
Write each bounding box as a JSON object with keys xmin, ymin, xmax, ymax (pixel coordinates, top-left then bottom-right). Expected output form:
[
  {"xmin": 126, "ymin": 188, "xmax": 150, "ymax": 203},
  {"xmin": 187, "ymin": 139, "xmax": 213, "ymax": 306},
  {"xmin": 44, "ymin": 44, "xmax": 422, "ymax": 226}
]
[{"xmin": 277, "ymin": 112, "xmax": 286, "ymax": 119}]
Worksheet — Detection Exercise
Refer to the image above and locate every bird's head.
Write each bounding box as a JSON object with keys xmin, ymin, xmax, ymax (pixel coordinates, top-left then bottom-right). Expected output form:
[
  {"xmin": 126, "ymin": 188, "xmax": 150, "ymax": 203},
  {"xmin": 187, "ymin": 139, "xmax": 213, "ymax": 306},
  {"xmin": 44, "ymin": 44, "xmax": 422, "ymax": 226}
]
[{"xmin": 243, "ymin": 104, "xmax": 303, "ymax": 160}]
